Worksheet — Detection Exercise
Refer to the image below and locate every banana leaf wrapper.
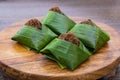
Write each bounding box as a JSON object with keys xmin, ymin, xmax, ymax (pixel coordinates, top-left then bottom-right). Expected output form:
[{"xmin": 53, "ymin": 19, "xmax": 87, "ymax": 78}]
[
  {"xmin": 41, "ymin": 38, "xmax": 91, "ymax": 70},
  {"xmin": 69, "ymin": 24, "xmax": 110, "ymax": 52},
  {"xmin": 42, "ymin": 11, "xmax": 76, "ymax": 35},
  {"xmin": 12, "ymin": 25, "xmax": 57, "ymax": 51}
]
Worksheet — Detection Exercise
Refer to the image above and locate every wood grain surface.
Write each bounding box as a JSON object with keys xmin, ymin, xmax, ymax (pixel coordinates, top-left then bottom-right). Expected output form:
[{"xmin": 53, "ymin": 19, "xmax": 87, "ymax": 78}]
[{"xmin": 0, "ymin": 17, "xmax": 120, "ymax": 80}]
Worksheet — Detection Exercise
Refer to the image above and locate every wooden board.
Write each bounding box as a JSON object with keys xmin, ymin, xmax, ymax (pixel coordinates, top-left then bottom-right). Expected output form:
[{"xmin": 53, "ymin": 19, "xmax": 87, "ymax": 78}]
[{"xmin": 0, "ymin": 17, "xmax": 120, "ymax": 80}]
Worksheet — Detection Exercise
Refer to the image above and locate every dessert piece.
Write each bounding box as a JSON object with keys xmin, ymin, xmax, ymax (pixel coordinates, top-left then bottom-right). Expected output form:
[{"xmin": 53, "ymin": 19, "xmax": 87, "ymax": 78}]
[
  {"xmin": 69, "ymin": 19, "xmax": 110, "ymax": 52},
  {"xmin": 12, "ymin": 18, "xmax": 57, "ymax": 51},
  {"xmin": 42, "ymin": 6, "xmax": 76, "ymax": 35},
  {"xmin": 41, "ymin": 33, "xmax": 91, "ymax": 70}
]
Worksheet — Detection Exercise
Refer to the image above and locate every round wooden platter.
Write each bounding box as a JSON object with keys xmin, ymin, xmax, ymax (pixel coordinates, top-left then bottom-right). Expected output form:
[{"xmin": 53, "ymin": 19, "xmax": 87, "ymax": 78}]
[{"xmin": 0, "ymin": 17, "xmax": 120, "ymax": 80}]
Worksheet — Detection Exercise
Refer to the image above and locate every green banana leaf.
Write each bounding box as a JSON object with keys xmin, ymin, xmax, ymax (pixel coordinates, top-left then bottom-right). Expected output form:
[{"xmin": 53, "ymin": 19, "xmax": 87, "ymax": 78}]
[
  {"xmin": 12, "ymin": 25, "xmax": 57, "ymax": 51},
  {"xmin": 41, "ymin": 38, "xmax": 91, "ymax": 70},
  {"xmin": 42, "ymin": 11, "xmax": 76, "ymax": 35},
  {"xmin": 69, "ymin": 23, "xmax": 110, "ymax": 53}
]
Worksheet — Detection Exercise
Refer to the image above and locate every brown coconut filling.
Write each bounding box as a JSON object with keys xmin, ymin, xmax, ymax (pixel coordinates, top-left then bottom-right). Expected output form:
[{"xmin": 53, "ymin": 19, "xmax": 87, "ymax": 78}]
[
  {"xmin": 58, "ymin": 33, "xmax": 80, "ymax": 46},
  {"xmin": 49, "ymin": 6, "xmax": 64, "ymax": 15},
  {"xmin": 80, "ymin": 19, "xmax": 95, "ymax": 26},
  {"xmin": 25, "ymin": 18, "xmax": 42, "ymax": 30}
]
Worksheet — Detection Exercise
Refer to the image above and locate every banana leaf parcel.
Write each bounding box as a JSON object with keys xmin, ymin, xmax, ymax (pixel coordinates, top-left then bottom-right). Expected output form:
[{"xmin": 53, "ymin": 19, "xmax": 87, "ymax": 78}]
[
  {"xmin": 41, "ymin": 37, "xmax": 91, "ymax": 70},
  {"xmin": 12, "ymin": 25, "xmax": 57, "ymax": 51},
  {"xmin": 69, "ymin": 19, "xmax": 110, "ymax": 52},
  {"xmin": 42, "ymin": 7, "xmax": 76, "ymax": 35}
]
